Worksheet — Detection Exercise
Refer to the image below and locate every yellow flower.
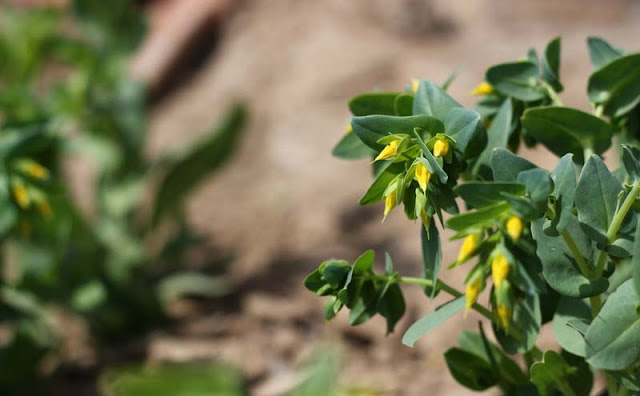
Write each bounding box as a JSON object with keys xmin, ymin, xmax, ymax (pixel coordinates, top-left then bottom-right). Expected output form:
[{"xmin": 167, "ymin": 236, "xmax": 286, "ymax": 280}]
[
  {"xmin": 506, "ymin": 215, "xmax": 524, "ymax": 241},
  {"xmin": 411, "ymin": 79, "xmax": 419, "ymax": 94},
  {"xmin": 414, "ymin": 163, "xmax": 431, "ymax": 192},
  {"xmin": 374, "ymin": 140, "xmax": 400, "ymax": 162},
  {"xmin": 465, "ymin": 277, "xmax": 483, "ymax": 310},
  {"xmin": 496, "ymin": 303, "xmax": 513, "ymax": 329},
  {"xmin": 346, "ymin": 123, "xmax": 353, "ymax": 133},
  {"xmin": 457, "ymin": 233, "xmax": 479, "ymax": 263},
  {"xmin": 433, "ymin": 139, "xmax": 449, "ymax": 157},
  {"xmin": 12, "ymin": 181, "xmax": 30, "ymax": 209},
  {"xmin": 383, "ymin": 191, "xmax": 397, "ymax": 221},
  {"xmin": 23, "ymin": 161, "xmax": 50, "ymax": 180},
  {"xmin": 491, "ymin": 252, "xmax": 510, "ymax": 289},
  {"xmin": 420, "ymin": 209, "xmax": 430, "ymax": 229},
  {"xmin": 471, "ymin": 81, "xmax": 494, "ymax": 96}
]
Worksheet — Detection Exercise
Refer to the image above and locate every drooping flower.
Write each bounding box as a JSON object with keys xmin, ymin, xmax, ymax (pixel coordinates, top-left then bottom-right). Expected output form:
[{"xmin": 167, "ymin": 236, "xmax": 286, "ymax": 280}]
[
  {"xmin": 457, "ymin": 233, "xmax": 479, "ymax": 263},
  {"xmin": 496, "ymin": 303, "xmax": 513, "ymax": 329},
  {"xmin": 17, "ymin": 159, "xmax": 50, "ymax": 180},
  {"xmin": 433, "ymin": 139, "xmax": 449, "ymax": 157},
  {"xmin": 12, "ymin": 180, "xmax": 30, "ymax": 209},
  {"xmin": 506, "ymin": 215, "xmax": 524, "ymax": 241},
  {"xmin": 465, "ymin": 269, "xmax": 485, "ymax": 310},
  {"xmin": 491, "ymin": 252, "xmax": 510, "ymax": 289},
  {"xmin": 414, "ymin": 163, "xmax": 431, "ymax": 192},
  {"xmin": 471, "ymin": 81, "xmax": 494, "ymax": 96},
  {"xmin": 375, "ymin": 140, "xmax": 400, "ymax": 162},
  {"xmin": 412, "ymin": 79, "xmax": 419, "ymax": 94}
]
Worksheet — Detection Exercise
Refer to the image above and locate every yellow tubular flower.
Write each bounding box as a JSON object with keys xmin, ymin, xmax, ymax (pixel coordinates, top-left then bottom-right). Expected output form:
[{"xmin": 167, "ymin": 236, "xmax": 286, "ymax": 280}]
[
  {"xmin": 491, "ymin": 252, "xmax": 510, "ymax": 289},
  {"xmin": 346, "ymin": 123, "xmax": 353, "ymax": 133},
  {"xmin": 383, "ymin": 191, "xmax": 397, "ymax": 221},
  {"xmin": 412, "ymin": 79, "xmax": 419, "ymax": 94},
  {"xmin": 374, "ymin": 140, "xmax": 400, "ymax": 162},
  {"xmin": 24, "ymin": 162, "xmax": 49, "ymax": 180},
  {"xmin": 414, "ymin": 163, "xmax": 431, "ymax": 192},
  {"xmin": 506, "ymin": 215, "xmax": 524, "ymax": 241},
  {"xmin": 496, "ymin": 304, "xmax": 513, "ymax": 329},
  {"xmin": 471, "ymin": 81, "xmax": 494, "ymax": 96},
  {"xmin": 465, "ymin": 276, "xmax": 483, "ymax": 310},
  {"xmin": 12, "ymin": 182, "xmax": 30, "ymax": 209},
  {"xmin": 457, "ymin": 233, "xmax": 479, "ymax": 263},
  {"xmin": 433, "ymin": 139, "xmax": 449, "ymax": 157}
]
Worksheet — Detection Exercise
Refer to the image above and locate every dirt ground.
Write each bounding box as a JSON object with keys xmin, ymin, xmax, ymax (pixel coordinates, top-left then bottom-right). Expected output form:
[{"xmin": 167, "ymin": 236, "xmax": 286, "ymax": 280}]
[{"xmin": 139, "ymin": 0, "xmax": 640, "ymax": 394}]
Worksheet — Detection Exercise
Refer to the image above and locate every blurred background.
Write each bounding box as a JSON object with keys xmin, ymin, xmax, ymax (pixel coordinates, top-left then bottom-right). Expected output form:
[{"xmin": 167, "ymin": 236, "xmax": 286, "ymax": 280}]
[{"xmin": 1, "ymin": 0, "xmax": 640, "ymax": 395}]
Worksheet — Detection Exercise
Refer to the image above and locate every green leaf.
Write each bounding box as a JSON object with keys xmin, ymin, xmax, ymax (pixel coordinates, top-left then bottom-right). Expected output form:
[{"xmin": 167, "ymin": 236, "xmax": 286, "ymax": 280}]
[
  {"xmin": 493, "ymin": 292, "xmax": 541, "ymax": 354},
  {"xmin": 348, "ymin": 279, "xmax": 378, "ymax": 325},
  {"xmin": 623, "ymin": 144, "xmax": 640, "ymax": 183},
  {"xmin": 444, "ymin": 348, "xmax": 497, "ymax": 391},
  {"xmin": 575, "ymin": 155, "xmax": 622, "ymax": 245},
  {"xmin": 394, "ymin": 94, "xmax": 414, "ymax": 116},
  {"xmin": 413, "ymin": 79, "xmax": 462, "ymax": 120},
  {"xmin": 157, "ymin": 272, "xmax": 230, "ymax": 304},
  {"xmin": 421, "ymin": 221, "xmax": 441, "ymax": 298},
  {"xmin": 587, "ymin": 37, "xmax": 624, "ymax": 69},
  {"xmin": 521, "ymin": 107, "xmax": 612, "ymax": 163},
  {"xmin": 486, "ymin": 61, "xmax": 545, "ymax": 102},
  {"xmin": 586, "ymin": 279, "xmax": 640, "ymax": 370},
  {"xmin": 547, "ymin": 154, "xmax": 577, "ymax": 235},
  {"xmin": 444, "ymin": 108, "xmax": 486, "ymax": 158},
  {"xmin": 530, "ymin": 350, "xmax": 576, "ymax": 396},
  {"xmin": 377, "ymin": 283, "xmax": 405, "ymax": 334},
  {"xmin": 351, "ymin": 115, "xmax": 444, "ymax": 151},
  {"xmin": 634, "ymin": 217, "xmax": 640, "ymax": 298},
  {"xmin": 552, "ymin": 297, "xmax": 591, "ymax": 357},
  {"xmin": 490, "ymin": 148, "xmax": 536, "ymax": 182},
  {"xmin": 348, "ymin": 92, "xmax": 400, "ymax": 116},
  {"xmin": 588, "ymin": 53, "xmax": 640, "ymax": 117},
  {"xmin": 413, "ymin": 130, "xmax": 448, "ymax": 183},
  {"xmin": 352, "ymin": 249, "xmax": 375, "ymax": 274},
  {"xmin": 402, "ymin": 296, "xmax": 465, "ymax": 347},
  {"xmin": 332, "ymin": 130, "xmax": 375, "ymax": 159},
  {"xmin": 517, "ymin": 168, "xmax": 553, "ymax": 213},
  {"xmin": 531, "ymin": 217, "xmax": 608, "ymax": 298},
  {"xmin": 152, "ymin": 104, "xmax": 247, "ymax": 226},
  {"xmin": 100, "ymin": 362, "xmax": 245, "ymax": 396},
  {"xmin": 446, "ymin": 202, "xmax": 510, "ymax": 232},
  {"xmin": 542, "ymin": 37, "xmax": 563, "ymax": 92},
  {"xmin": 359, "ymin": 163, "xmax": 404, "ymax": 205},
  {"xmin": 474, "ymin": 99, "xmax": 513, "ymax": 178},
  {"xmin": 454, "ymin": 181, "xmax": 525, "ymax": 209}
]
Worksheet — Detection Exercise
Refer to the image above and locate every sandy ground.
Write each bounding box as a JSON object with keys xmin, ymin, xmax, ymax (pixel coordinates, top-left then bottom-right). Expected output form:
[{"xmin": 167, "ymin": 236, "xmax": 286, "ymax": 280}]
[{"xmin": 142, "ymin": 0, "xmax": 640, "ymax": 394}]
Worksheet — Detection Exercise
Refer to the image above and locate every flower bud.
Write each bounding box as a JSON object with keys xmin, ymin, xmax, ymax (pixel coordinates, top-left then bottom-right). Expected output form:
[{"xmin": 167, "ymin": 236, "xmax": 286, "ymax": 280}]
[
  {"xmin": 383, "ymin": 182, "xmax": 398, "ymax": 222},
  {"xmin": 16, "ymin": 159, "xmax": 50, "ymax": 180},
  {"xmin": 457, "ymin": 233, "xmax": 479, "ymax": 263},
  {"xmin": 433, "ymin": 139, "xmax": 449, "ymax": 157},
  {"xmin": 471, "ymin": 81, "xmax": 494, "ymax": 96},
  {"xmin": 506, "ymin": 215, "xmax": 524, "ymax": 241},
  {"xmin": 412, "ymin": 79, "xmax": 419, "ymax": 94},
  {"xmin": 491, "ymin": 251, "xmax": 510, "ymax": 289},
  {"xmin": 494, "ymin": 281, "xmax": 513, "ymax": 329},
  {"xmin": 12, "ymin": 180, "xmax": 30, "ymax": 209},
  {"xmin": 375, "ymin": 140, "xmax": 400, "ymax": 162},
  {"xmin": 465, "ymin": 268, "xmax": 485, "ymax": 310},
  {"xmin": 414, "ymin": 163, "xmax": 431, "ymax": 192}
]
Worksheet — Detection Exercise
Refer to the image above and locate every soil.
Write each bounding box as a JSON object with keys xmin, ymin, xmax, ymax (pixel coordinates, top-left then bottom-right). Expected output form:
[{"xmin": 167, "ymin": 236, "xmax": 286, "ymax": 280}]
[{"xmin": 63, "ymin": 0, "xmax": 640, "ymax": 394}]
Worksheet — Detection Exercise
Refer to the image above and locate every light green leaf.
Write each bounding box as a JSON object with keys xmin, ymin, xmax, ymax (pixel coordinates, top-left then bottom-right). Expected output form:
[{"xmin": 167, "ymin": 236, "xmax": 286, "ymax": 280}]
[{"xmin": 402, "ymin": 297, "xmax": 465, "ymax": 347}]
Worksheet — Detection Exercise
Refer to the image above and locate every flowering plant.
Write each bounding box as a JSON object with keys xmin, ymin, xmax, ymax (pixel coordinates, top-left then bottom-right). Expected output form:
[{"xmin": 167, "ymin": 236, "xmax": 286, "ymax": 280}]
[{"xmin": 305, "ymin": 37, "xmax": 640, "ymax": 396}]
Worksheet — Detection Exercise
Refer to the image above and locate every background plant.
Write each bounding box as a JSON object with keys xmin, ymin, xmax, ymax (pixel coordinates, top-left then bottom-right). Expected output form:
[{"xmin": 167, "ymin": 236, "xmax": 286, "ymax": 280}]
[
  {"xmin": 0, "ymin": 2, "xmax": 246, "ymax": 393},
  {"xmin": 306, "ymin": 36, "xmax": 640, "ymax": 396}
]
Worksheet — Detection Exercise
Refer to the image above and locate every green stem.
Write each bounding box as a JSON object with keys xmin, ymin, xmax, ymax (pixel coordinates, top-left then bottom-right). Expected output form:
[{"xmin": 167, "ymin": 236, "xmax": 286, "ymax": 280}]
[
  {"xmin": 556, "ymin": 380, "xmax": 577, "ymax": 396},
  {"xmin": 589, "ymin": 295, "xmax": 602, "ymax": 318},
  {"xmin": 561, "ymin": 231, "xmax": 592, "ymax": 278},
  {"xmin": 398, "ymin": 276, "xmax": 494, "ymax": 320},
  {"xmin": 543, "ymin": 82, "xmax": 564, "ymax": 106},
  {"xmin": 606, "ymin": 373, "xmax": 618, "ymax": 396}
]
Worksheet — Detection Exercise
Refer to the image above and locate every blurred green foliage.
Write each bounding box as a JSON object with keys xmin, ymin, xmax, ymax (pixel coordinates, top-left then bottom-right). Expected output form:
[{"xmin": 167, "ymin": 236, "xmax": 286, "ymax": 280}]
[{"xmin": 0, "ymin": 1, "xmax": 247, "ymax": 393}]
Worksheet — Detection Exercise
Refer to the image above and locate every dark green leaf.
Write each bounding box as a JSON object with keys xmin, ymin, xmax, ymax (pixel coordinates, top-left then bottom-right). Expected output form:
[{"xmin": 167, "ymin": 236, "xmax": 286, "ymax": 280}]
[
  {"xmin": 542, "ymin": 37, "xmax": 563, "ymax": 92},
  {"xmin": 377, "ymin": 283, "xmax": 405, "ymax": 334},
  {"xmin": 454, "ymin": 181, "xmax": 525, "ymax": 208},
  {"xmin": 530, "ymin": 350, "xmax": 576, "ymax": 396},
  {"xmin": 359, "ymin": 163, "xmax": 404, "ymax": 205},
  {"xmin": 413, "ymin": 79, "xmax": 462, "ymax": 120},
  {"xmin": 586, "ymin": 280, "xmax": 640, "ymax": 370},
  {"xmin": 517, "ymin": 168, "xmax": 553, "ymax": 212},
  {"xmin": 490, "ymin": 148, "xmax": 537, "ymax": 182},
  {"xmin": 413, "ymin": 130, "xmax": 448, "ymax": 183},
  {"xmin": 474, "ymin": 99, "xmax": 513, "ymax": 178},
  {"xmin": 444, "ymin": 108, "xmax": 486, "ymax": 158},
  {"xmin": 588, "ymin": 53, "xmax": 640, "ymax": 117},
  {"xmin": 521, "ymin": 107, "xmax": 612, "ymax": 163},
  {"xmin": 351, "ymin": 115, "xmax": 444, "ymax": 151},
  {"xmin": 552, "ymin": 297, "xmax": 591, "ymax": 357},
  {"xmin": 547, "ymin": 154, "xmax": 577, "ymax": 235},
  {"xmin": 421, "ymin": 221, "xmax": 441, "ymax": 298},
  {"xmin": 587, "ymin": 37, "xmax": 624, "ymax": 69},
  {"xmin": 444, "ymin": 348, "xmax": 497, "ymax": 391},
  {"xmin": 394, "ymin": 94, "xmax": 414, "ymax": 116},
  {"xmin": 486, "ymin": 61, "xmax": 545, "ymax": 102},
  {"xmin": 332, "ymin": 130, "xmax": 375, "ymax": 159},
  {"xmin": 446, "ymin": 202, "xmax": 510, "ymax": 232},
  {"xmin": 634, "ymin": 217, "xmax": 640, "ymax": 298},
  {"xmin": 348, "ymin": 92, "xmax": 400, "ymax": 116},
  {"xmin": 623, "ymin": 144, "xmax": 640, "ymax": 183},
  {"xmin": 493, "ymin": 292, "xmax": 541, "ymax": 354}
]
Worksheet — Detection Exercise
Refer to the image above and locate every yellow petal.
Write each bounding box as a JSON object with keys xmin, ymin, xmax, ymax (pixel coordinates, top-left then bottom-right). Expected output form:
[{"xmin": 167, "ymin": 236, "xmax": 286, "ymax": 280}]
[
  {"xmin": 412, "ymin": 79, "xmax": 419, "ymax": 94},
  {"xmin": 491, "ymin": 253, "xmax": 510, "ymax": 289},
  {"xmin": 25, "ymin": 162, "xmax": 49, "ymax": 180},
  {"xmin": 414, "ymin": 163, "xmax": 431, "ymax": 192},
  {"xmin": 346, "ymin": 123, "xmax": 353, "ymax": 133},
  {"xmin": 374, "ymin": 140, "xmax": 400, "ymax": 162},
  {"xmin": 457, "ymin": 233, "xmax": 479, "ymax": 263},
  {"xmin": 471, "ymin": 81, "xmax": 494, "ymax": 96},
  {"xmin": 383, "ymin": 192, "xmax": 397, "ymax": 220},
  {"xmin": 496, "ymin": 303, "xmax": 512, "ymax": 329},
  {"xmin": 465, "ymin": 279, "xmax": 481, "ymax": 310},
  {"xmin": 12, "ymin": 182, "xmax": 30, "ymax": 209},
  {"xmin": 506, "ymin": 215, "xmax": 524, "ymax": 241},
  {"xmin": 433, "ymin": 139, "xmax": 449, "ymax": 157}
]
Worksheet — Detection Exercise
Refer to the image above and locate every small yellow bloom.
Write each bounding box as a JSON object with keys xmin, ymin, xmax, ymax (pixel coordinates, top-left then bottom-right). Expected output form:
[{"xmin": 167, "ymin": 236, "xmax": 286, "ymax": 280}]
[
  {"xmin": 12, "ymin": 182, "xmax": 30, "ymax": 209},
  {"xmin": 465, "ymin": 276, "xmax": 483, "ymax": 310},
  {"xmin": 411, "ymin": 79, "xmax": 419, "ymax": 94},
  {"xmin": 414, "ymin": 163, "xmax": 431, "ymax": 192},
  {"xmin": 433, "ymin": 139, "xmax": 449, "ymax": 157},
  {"xmin": 496, "ymin": 303, "xmax": 513, "ymax": 329},
  {"xmin": 374, "ymin": 140, "xmax": 400, "ymax": 162},
  {"xmin": 471, "ymin": 81, "xmax": 494, "ymax": 96},
  {"xmin": 23, "ymin": 162, "xmax": 50, "ymax": 180},
  {"xmin": 491, "ymin": 252, "xmax": 510, "ymax": 289},
  {"xmin": 420, "ymin": 209, "xmax": 430, "ymax": 229},
  {"xmin": 457, "ymin": 233, "xmax": 479, "ymax": 263},
  {"xmin": 506, "ymin": 215, "xmax": 524, "ymax": 241},
  {"xmin": 346, "ymin": 123, "xmax": 353, "ymax": 133},
  {"xmin": 383, "ymin": 192, "xmax": 397, "ymax": 221}
]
